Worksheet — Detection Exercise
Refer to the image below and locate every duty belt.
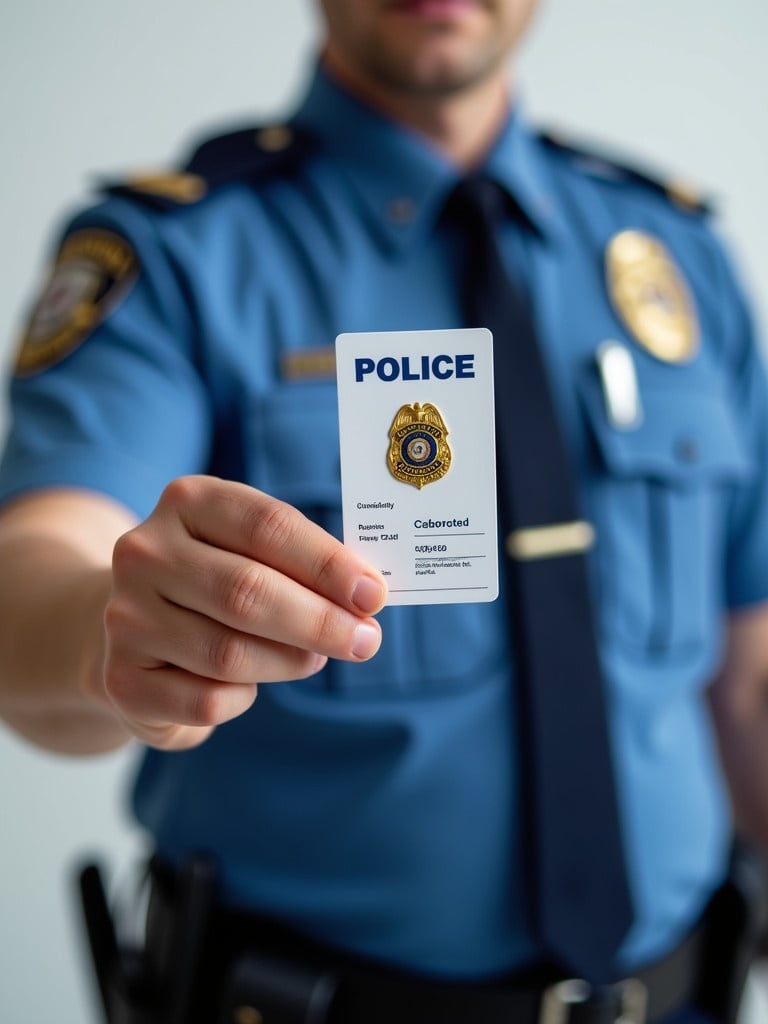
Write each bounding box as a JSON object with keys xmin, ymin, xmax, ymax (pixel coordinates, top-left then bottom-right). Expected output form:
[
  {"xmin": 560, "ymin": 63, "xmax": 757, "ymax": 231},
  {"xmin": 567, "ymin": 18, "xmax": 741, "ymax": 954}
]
[{"xmin": 78, "ymin": 847, "xmax": 768, "ymax": 1024}]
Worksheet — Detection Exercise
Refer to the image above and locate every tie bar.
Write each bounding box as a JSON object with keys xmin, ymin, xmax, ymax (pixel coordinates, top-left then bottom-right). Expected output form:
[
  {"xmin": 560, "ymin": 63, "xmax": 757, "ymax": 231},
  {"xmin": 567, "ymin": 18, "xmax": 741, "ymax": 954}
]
[{"xmin": 506, "ymin": 520, "xmax": 596, "ymax": 561}]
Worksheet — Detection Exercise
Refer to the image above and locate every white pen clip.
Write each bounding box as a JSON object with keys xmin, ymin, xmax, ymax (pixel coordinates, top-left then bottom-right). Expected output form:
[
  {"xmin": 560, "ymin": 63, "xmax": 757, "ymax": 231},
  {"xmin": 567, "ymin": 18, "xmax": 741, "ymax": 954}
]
[{"xmin": 596, "ymin": 341, "xmax": 643, "ymax": 431}]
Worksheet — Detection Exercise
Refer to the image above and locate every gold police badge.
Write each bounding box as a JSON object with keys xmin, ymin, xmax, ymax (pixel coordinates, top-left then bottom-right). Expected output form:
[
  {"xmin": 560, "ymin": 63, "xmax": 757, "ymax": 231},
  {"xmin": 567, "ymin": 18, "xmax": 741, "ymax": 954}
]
[
  {"xmin": 387, "ymin": 402, "xmax": 451, "ymax": 489},
  {"xmin": 605, "ymin": 229, "xmax": 699, "ymax": 363}
]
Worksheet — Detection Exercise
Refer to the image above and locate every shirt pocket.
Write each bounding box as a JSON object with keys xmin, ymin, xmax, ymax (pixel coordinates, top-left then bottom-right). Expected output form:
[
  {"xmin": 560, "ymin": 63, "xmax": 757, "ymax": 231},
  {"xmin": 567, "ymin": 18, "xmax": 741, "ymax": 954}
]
[
  {"xmin": 246, "ymin": 385, "xmax": 509, "ymax": 699},
  {"xmin": 579, "ymin": 372, "xmax": 754, "ymax": 662}
]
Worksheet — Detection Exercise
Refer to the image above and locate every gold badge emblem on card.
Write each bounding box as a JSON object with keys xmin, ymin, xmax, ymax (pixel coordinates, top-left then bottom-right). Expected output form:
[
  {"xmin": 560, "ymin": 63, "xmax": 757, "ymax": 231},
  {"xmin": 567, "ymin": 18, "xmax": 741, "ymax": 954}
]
[
  {"xmin": 606, "ymin": 229, "xmax": 699, "ymax": 363},
  {"xmin": 387, "ymin": 402, "xmax": 451, "ymax": 489}
]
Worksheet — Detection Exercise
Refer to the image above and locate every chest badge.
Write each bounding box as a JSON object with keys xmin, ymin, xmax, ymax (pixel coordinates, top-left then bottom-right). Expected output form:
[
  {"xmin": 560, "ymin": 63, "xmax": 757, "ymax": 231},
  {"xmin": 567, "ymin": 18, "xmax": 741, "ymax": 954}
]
[
  {"xmin": 387, "ymin": 403, "xmax": 452, "ymax": 489},
  {"xmin": 605, "ymin": 229, "xmax": 699, "ymax": 363}
]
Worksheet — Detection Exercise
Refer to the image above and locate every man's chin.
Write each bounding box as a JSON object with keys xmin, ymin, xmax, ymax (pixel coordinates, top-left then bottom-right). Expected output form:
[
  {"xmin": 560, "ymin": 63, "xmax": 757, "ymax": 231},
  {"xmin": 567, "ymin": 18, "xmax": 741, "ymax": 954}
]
[{"xmin": 366, "ymin": 53, "xmax": 506, "ymax": 99}]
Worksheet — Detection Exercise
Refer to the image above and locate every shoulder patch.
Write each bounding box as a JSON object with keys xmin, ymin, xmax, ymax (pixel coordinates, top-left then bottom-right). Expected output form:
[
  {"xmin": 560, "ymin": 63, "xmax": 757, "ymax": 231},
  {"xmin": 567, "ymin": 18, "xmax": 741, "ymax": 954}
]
[
  {"xmin": 14, "ymin": 229, "xmax": 137, "ymax": 377},
  {"xmin": 99, "ymin": 122, "xmax": 314, "ymax": 211},
  {"xmin": 540, "ymin": 130, "xmax": 713, "ymax": 215}
]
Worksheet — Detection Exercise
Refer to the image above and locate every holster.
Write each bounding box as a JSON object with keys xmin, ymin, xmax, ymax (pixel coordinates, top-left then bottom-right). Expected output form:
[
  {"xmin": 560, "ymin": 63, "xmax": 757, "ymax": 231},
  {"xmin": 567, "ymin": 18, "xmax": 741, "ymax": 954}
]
[{"xmin": 79, "ymin": 857, "xmax": 215, "ymax": 1024}]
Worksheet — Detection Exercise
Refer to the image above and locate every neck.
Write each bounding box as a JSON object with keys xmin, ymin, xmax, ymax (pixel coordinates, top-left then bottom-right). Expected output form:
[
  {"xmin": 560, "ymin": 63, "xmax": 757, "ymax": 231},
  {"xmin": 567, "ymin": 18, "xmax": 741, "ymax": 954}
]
[{"xmin": 322, "ymin": 51, "xmax": 513, "ymax": 169}]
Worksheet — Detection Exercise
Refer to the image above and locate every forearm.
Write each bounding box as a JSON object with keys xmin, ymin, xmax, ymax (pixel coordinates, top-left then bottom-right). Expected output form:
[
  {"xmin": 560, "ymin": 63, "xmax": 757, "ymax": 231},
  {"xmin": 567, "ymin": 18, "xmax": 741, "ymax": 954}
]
[
  {"xmin": 710, "ymin": 684, "xmax": 768, "ymax": 852},
  {"xmin": 0, "ymin": 494, "xmax": 134, "ymax": 754},
  {"xmin": 709, "ymin": 603, "xmax": 768, "ymax": 853},
  {"xmin": 0, "ymin": 478, "xmax": 386, "ymax": 755}
]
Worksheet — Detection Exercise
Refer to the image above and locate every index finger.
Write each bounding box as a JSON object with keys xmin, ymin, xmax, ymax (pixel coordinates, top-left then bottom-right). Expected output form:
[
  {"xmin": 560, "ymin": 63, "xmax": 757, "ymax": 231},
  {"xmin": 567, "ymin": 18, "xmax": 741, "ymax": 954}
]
[{"xmin": 162, "ymin": 477, "xmax": 388, "ymax": 616}]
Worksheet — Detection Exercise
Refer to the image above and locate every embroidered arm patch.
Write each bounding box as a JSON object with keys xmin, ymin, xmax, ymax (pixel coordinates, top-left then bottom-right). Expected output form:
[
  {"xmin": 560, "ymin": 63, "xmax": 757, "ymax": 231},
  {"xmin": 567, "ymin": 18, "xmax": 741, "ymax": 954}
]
[{"xmin": 15, "ymin": 228, "xmax": 138, "ymax": 376}]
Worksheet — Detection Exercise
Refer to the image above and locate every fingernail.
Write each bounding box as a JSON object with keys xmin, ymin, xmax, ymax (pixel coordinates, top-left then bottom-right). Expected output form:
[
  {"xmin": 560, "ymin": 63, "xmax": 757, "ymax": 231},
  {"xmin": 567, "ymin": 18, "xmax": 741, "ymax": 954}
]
[
  {"xmin": 351, "ymin": 622, "xmax": 381, "ymax": 660},
  {"xmin": 352, "ymin": 575, "xmax": 385, "ymax": 614},
  {"xmin": 310, "ymin": 653, "xmax": 328, "ymax": 674}
]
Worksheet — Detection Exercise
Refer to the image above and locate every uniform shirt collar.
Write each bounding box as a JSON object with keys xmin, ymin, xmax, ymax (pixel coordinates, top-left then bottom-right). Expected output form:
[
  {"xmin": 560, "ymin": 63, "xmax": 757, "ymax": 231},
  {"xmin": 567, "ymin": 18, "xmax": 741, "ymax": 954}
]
[
  {"xmin": 482, "ymin": 104, "xmax": 566, "ymax": 245},
  {"xmin": 292, "ymin": 65, "xmax": 564, "ymax": 254}
]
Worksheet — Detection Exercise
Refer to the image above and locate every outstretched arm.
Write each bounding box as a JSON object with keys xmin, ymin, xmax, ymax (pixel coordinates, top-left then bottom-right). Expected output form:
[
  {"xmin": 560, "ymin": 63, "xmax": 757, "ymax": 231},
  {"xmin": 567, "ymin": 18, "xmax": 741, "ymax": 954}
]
[{"xmin": 0, "ymin": 479, "xmax": 387, "ymax": 755}]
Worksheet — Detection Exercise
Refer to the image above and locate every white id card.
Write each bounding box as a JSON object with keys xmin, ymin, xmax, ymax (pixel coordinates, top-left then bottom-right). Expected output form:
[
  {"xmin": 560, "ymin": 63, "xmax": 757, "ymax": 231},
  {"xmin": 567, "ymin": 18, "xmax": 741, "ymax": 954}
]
[{"xmin": 335, "ymin": 328, "xmax": 498, "ymax": 606}]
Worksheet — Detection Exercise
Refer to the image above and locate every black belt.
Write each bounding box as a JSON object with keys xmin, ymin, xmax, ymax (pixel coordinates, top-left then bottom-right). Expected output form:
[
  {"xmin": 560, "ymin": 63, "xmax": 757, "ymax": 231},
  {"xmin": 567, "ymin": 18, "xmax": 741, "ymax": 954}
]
[
  {"xmin": 78, "ymin": 847, "xmax": 768, "ymax": 1024},
  {"xmin": 216, "ymin": 924, "xmax": 700, "ymax": 1024}
]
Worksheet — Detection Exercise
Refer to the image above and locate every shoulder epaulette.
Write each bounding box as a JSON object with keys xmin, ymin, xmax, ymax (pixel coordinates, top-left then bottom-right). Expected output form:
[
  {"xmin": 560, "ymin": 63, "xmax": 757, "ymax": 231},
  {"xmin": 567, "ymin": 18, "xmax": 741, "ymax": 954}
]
[
  {"xmin": 98, "ymin": 122, "xmax": 314, "ymax": 212},
  {"xmin": 539, "ymin": 129, "xmax": 714, "ymax": 216}
]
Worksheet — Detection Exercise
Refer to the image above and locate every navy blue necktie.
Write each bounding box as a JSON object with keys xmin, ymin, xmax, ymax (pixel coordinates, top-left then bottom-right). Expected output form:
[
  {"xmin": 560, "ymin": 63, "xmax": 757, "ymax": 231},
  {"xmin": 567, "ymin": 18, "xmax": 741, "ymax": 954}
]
[{"xmin": 446, "ymin": 177, "xmax": 634, "ymax": 983}]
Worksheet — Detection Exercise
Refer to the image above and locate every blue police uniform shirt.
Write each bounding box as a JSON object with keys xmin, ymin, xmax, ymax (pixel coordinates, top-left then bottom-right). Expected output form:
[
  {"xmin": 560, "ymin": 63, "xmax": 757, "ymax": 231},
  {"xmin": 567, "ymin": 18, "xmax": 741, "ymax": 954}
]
[{"xmin": 3, "ymin": 65, "xmax": 768, "ymax": 980}]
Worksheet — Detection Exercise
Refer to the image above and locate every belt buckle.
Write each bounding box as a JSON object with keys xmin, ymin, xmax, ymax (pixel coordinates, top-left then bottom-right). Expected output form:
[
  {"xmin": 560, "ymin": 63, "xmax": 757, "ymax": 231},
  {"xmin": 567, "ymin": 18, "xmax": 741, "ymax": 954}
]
[{"xmin": 539, "ymin": 977, "xmax": 648, "ymax": 1024}]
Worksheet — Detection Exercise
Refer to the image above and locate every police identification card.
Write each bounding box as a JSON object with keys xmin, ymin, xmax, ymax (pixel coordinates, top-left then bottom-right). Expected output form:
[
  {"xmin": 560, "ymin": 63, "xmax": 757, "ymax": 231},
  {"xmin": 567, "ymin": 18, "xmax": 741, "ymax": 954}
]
[{"xmin": 336, "ymin": 328, "xmax": 498, "ymax": 606}]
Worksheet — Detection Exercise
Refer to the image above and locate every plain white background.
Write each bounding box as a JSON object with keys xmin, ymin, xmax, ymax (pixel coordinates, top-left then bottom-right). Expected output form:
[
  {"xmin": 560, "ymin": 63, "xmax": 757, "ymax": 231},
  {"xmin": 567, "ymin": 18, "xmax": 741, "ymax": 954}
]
[{"xmin": 1, "ymin": 2, "xmax": 767, "ymax": 1020}]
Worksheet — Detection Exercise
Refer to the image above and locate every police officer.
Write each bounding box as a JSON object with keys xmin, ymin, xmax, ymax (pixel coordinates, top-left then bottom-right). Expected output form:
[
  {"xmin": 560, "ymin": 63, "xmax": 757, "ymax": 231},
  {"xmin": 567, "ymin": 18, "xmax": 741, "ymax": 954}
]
[{"xmin": 1, "ymin": 1, "xmax": 767, "ymax": 1022}]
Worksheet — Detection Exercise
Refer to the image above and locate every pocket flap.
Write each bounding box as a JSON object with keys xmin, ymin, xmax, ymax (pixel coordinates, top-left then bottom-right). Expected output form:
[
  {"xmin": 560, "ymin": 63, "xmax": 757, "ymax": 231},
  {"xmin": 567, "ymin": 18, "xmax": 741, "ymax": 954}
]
[
  {"xmin": 580, "ymin": 374, "xmax": 754, "ymax": 486},
  {"xmin": 253, "ymin": 386, "xmax": 342, "ymax": 506}
]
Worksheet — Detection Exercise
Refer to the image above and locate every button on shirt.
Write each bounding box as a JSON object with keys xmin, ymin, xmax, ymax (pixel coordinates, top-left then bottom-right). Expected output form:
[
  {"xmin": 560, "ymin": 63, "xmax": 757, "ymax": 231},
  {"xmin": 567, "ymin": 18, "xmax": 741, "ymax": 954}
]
[{"xmin": 2, "ymin": 67, "xmax": 768, "ymax": 979}]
